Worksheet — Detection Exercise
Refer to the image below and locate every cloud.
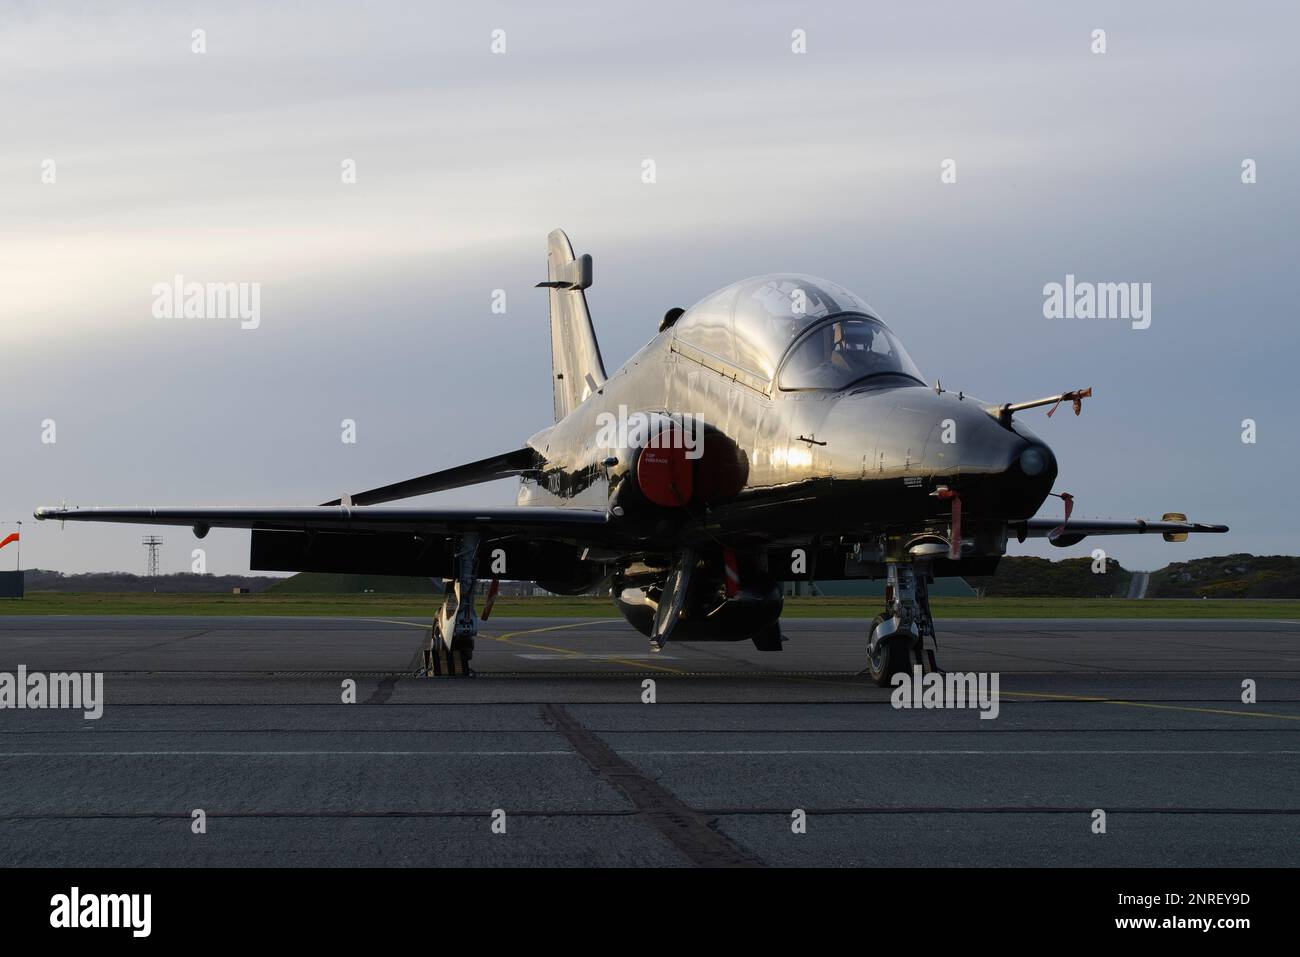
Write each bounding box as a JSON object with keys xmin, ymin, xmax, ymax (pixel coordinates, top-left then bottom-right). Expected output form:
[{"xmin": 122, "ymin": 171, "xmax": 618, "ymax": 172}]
[{"xmin": 3, "ymin": 0, "xmax": 1296, "ymax": 572}]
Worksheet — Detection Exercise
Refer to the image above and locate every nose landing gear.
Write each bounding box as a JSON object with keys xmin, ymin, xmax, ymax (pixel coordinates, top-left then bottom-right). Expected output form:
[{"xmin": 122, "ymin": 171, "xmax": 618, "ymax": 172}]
[{"xmin": 863, "ymin": 560, "xmax": 941, "ymax": 686}]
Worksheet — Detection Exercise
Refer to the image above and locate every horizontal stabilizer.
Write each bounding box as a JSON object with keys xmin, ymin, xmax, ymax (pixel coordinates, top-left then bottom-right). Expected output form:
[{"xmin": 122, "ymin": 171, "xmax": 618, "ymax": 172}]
[
  {"xmin": 536, "ymin": 254, "xmax": 592, "ymax": 291},
  {"xmin": 320, "ymin": 448, "xmax": 536, "ymax": 506}
]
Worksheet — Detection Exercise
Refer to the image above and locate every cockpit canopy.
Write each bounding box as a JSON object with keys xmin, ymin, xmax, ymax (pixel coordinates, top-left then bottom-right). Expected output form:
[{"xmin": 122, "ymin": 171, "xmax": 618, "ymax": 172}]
[{"xmin": 671, "ymin": 274, "xmax": 923, "ymax": 391}]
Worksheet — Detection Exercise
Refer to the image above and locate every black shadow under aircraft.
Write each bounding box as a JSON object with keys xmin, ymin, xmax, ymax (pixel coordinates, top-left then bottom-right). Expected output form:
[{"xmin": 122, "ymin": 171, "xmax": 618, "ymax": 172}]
[{"xmin": 37, "ymin": 230, "xmax": 1227, "ymax": 683}]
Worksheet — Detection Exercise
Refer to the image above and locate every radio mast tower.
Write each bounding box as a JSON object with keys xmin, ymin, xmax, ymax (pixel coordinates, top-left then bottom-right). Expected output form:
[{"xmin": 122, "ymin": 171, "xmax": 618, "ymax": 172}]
[{"xmin": 142, "ymin": 535, "xmax": 163, "ymax": 588}]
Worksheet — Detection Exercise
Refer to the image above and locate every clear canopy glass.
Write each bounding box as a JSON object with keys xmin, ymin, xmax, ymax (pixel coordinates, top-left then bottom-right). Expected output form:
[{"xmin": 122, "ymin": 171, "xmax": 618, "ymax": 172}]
[
  {"xmin": 777, "ymin": 316, "xmax": 923, "ymax": 391},
  {"xmin": 673, "ymin": 273, "xmax": 920, "ymax": 388}
]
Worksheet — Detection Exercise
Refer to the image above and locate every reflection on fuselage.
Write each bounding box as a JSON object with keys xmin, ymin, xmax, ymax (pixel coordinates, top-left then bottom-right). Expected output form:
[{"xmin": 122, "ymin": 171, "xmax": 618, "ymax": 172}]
[{"xmin": 520, "ymin": 274, "xmax": 1057, "ymax": 545}]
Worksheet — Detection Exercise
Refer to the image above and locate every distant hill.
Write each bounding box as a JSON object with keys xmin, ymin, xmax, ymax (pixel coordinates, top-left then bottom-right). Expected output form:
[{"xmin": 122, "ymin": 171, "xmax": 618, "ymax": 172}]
[
  {"xmin": 24, "ymin": 569, "xmax": 281, "ymax": 593},
  {"xmin": 1148, "ymin": 554, "xmax": 1300, "ymax": 599},
  {"xmin": 265, "ymin": 573, "xmax": 441, "ymax": 594},
  {"xmin": 24, "ymin": 569, "xmax": 439, "ymax": 595},
  {"xmin": 964, "ymin": 556, "xmax": 1132, "ymax": 598},
  {"xmin": 21, "ymin": 555, "xmax": 1300, "ymax": 599},
  {"xmin": 814, "ymin": 578, "xmax": 975, "ymax": 597}
]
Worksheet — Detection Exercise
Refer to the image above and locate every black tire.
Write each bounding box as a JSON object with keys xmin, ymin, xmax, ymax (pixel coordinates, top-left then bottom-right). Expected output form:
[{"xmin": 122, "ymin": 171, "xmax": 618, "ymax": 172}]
[
  {"xmin": 866, "ymin": 614, "xmax": 911, "ymax": 687},
  {"xmin": 750, "ymin": 622, "xmax": 784, "ymax": 651}
]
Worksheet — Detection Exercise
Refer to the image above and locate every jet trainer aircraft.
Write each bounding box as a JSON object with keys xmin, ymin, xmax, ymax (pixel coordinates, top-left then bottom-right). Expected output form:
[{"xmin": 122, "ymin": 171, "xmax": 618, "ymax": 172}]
[{"xmin": 37, "ymin": 230, "xmax": 1227, "ymax": 683}]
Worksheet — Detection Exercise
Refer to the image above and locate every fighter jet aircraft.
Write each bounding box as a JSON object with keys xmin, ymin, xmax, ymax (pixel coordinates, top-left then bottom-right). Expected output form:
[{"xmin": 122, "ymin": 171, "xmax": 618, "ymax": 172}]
[{"xmin": 36, "ymin": 229, "xmax": 1227, "ymax": 683}]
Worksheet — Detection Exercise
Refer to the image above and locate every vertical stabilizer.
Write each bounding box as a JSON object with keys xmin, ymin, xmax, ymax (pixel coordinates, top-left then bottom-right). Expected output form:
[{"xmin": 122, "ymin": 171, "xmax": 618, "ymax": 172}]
[{"xmin": 539, "ymin": 229, "xmax": 606, "ymax": 421}]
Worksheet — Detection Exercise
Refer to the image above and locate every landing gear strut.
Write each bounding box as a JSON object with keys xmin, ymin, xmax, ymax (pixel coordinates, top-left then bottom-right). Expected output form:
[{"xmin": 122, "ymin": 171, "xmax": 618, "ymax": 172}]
[
  {"xmin": 649, "ymin": 547, "xmax": 694, "ymax": 653},
  {"xmin": 422, "ymin": 533, "xmax": 478, "ymax": 677},
  {"xmin": 863, "ymin": 560, "xmax": 941, "ymax": 687}
]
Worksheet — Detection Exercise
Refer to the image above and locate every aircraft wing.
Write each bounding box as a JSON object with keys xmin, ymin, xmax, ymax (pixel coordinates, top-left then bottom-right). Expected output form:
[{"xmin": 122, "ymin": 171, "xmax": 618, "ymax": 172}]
[
  {"xmin": 33, "ymin": 504, "xmax": 609, "ymax": 541},
  {"xmin": 1010, "ymin": 516, "xmax": 1228, "ymax": 547}
]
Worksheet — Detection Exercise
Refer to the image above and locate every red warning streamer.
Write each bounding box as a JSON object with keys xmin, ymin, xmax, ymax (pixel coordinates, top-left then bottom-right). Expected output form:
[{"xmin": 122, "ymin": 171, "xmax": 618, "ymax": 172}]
[
  {"xmin": 1048, "ymin": 492, "xmax": 1074, "ymax": 541},
  {"xmin": 1046, "ymin": 388, "xmax": 1092, "ymax": 418},
  {"xmin": 480, "ymin": 577, "xmax": 501, "ymax": 621},
  {"xmin": 722, "ymin": 548, "xmax": 740, "ymax": 598}
]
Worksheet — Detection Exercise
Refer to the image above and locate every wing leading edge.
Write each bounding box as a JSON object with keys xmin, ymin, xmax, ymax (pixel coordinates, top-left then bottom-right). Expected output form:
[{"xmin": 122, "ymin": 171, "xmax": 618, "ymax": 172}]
[{"xmin": 33, "ymin": 504, "xmax": 608, "ymax": 540}]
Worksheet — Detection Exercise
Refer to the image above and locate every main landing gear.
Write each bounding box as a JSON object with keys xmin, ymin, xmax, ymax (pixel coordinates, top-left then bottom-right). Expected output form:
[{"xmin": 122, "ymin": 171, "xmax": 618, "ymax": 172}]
[
  {"xmin": 422, "ymin": 533, "xmax": 479, "ymax": 677},
  {"xmin": 649, "ymin": 547, "xmax": 694, "ymax": 653},
  {"xmin": 863, "ymin": 560, "xmax": 942, "ymax": 687}
]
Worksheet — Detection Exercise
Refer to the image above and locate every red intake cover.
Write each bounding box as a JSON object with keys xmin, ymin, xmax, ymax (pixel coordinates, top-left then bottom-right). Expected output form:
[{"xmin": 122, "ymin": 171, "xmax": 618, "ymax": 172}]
[
  {"xmin": 637, "ymin": 431, "xmax": 693, "ymax": 507},
  {"xmin": 693, "ymin": 429, "xmax": 746, "ymax": 502}
]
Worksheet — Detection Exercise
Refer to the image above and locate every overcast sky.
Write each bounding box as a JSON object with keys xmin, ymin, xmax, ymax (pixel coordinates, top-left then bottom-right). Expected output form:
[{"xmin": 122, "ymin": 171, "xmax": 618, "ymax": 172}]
[{"xmin": 3, "ymin": 1, "xmax": 1296, "ymax": 576}]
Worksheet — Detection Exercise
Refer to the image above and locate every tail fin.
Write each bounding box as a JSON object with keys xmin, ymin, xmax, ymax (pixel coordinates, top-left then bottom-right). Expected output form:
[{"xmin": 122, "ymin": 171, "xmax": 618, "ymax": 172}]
[{"xmin": 538, "ymin": 229, "xmax": 606, "ymax": 421}]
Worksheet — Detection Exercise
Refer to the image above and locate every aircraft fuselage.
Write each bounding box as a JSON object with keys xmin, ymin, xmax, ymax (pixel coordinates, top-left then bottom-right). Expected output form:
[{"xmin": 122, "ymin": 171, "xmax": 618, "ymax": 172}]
[{"xmin": 520, "ymin": 330, "xmax": 1057, "ymax": 562}]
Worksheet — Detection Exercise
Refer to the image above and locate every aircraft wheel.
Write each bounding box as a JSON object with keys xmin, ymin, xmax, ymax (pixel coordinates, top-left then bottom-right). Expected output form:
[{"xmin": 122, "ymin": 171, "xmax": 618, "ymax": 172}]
[
  {"xmin": 750, "ymin": 622, "xmax": 784, "ymax": 651},
  {"xmin": 866, "ymin": 615, "xmax": 910, "ymax": 687}
]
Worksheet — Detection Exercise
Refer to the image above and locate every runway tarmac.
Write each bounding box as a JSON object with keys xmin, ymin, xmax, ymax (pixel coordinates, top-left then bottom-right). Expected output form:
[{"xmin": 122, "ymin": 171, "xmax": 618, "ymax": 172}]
[{"xmin": 1, "ymin": 614, "xmax": 1298, "ymax": 867}]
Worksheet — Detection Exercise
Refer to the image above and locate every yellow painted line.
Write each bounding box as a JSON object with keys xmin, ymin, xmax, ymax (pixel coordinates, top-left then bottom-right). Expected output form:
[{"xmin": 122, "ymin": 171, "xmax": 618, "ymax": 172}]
[
  {"xmin": 355, "ymin": 617, "xmax": 430, "ymax": 630},
  {"xmin": 494, "ymin": 618, "xmax": 620, "ymax": 639},
  {"xmin": 358, "ymin": 615, "xmax": 687, "ymax": 675},
  {"xmin": 996, "ymin": 689, "xmax": 1300, "ymax": 722},
  {"xmin": 488, "ymin": 620, "xmax": 688, "ymax": 674},
  {"xmin": 355, "ymin": 618, "xmax": 1298, "ymax": 716},
  {"xmin": 762, "ymin": 675, "xmax": 1300, "ymax": 721},
  {"xmin": 772, "ymin": 675, "xmax": 1300, "ymax": 722},
  {"xmin": 722, "ymin": 673, "xmax": 1300, "ymax": 723}
]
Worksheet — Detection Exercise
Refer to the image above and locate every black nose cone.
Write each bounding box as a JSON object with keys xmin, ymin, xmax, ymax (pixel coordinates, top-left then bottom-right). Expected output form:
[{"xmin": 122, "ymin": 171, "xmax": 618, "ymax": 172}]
[{"xmin": 997, "ymin": 438, "xmax": 1056, "ymax": 518}]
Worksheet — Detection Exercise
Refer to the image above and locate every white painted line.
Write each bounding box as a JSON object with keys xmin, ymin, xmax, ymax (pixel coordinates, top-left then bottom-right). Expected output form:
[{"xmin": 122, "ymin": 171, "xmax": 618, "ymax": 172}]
[
  {"xmin": 515, "ymin": 653, "xmax": 680, "ymax": 660},
  {"xmin": 623, "ymin": 749, "xmax": 1300, "ymax": 756},
  {"xmin": 0, "ymin": 750, "xmax": 578, "ymax": 757},
  {"xmin": 1, "ymin": 749, "xmax": 1297, "ymax": 758}
]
